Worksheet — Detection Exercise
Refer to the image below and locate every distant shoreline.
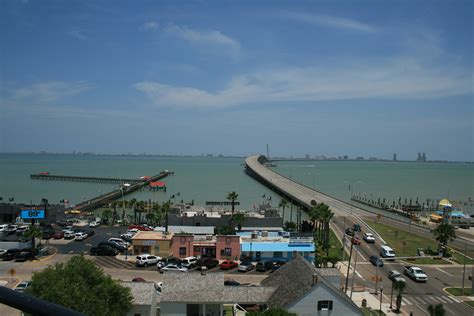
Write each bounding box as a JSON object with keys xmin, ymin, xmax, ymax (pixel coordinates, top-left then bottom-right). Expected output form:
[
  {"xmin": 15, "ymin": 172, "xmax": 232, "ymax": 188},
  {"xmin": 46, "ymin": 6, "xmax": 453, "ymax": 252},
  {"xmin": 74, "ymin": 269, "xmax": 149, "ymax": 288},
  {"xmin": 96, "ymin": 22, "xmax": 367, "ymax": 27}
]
[{"xmin": 0, "ymin": 152, "xmax": 472, "ymax": 164}]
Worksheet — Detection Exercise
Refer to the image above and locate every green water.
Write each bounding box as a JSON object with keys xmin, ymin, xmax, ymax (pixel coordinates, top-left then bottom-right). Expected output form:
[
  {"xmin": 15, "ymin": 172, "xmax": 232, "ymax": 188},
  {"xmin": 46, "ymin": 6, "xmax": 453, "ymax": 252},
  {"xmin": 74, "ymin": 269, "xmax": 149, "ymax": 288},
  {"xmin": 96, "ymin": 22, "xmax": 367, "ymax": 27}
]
[{"xmin": 1, "ymin": 154, "xmax": 473, "ymax": 216}]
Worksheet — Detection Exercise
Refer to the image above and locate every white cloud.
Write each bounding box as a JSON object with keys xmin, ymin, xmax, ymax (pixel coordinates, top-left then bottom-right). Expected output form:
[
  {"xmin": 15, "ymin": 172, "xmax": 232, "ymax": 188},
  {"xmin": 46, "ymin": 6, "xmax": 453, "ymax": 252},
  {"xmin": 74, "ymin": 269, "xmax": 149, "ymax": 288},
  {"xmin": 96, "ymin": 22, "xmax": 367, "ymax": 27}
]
[
  {"xmin": 68, "ymin": 30, "xmax": 88, "ymax": 41},
  {"xmin": 140, "ymin": 21, "xmax": 159, "ymax": 31},
  {"xmin": 134, "ymin": 59, "xmax": 471, "ymax": 108},
  {"xmin": 284, "ymin": 12, "xmax": 376, "ymax": 33},
  {"xmin": 10, "ymin": 81, "xmax": 93, "ymax": 103},
  {"xmin": 164, "ymin": 23, "xmax": 240, "ymax": 54}
]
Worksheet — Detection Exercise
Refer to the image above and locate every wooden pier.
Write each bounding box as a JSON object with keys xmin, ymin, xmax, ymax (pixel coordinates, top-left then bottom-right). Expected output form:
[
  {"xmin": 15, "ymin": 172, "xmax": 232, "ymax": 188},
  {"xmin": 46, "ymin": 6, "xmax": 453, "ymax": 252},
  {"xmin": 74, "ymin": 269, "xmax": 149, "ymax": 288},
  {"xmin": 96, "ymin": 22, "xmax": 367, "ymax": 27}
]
[{"xmin": 31, "ymin": 174, "xmax": 142, "ymax": 184}]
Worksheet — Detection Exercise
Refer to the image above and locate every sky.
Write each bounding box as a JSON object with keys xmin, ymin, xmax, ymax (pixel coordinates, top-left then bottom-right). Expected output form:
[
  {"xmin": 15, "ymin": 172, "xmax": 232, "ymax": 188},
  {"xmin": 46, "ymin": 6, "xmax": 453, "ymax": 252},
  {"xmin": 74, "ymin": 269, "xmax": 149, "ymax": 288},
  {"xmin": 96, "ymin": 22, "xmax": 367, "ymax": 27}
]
[{"xmin": 1, "ymin": 0, "xmax": 473, "ymax": 161}]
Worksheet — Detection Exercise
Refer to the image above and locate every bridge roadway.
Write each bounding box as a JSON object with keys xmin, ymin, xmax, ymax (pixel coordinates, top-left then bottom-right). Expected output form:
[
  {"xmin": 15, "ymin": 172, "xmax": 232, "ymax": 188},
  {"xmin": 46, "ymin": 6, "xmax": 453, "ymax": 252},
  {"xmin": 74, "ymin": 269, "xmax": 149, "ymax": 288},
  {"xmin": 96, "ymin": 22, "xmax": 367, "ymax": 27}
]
[
  {"xmin": 245, "ymin": 155, "xmax": 474, "ymax": 251},
  {"xmin": 31, "ymin": 174, "xmax": 142, "ymax": 184}
]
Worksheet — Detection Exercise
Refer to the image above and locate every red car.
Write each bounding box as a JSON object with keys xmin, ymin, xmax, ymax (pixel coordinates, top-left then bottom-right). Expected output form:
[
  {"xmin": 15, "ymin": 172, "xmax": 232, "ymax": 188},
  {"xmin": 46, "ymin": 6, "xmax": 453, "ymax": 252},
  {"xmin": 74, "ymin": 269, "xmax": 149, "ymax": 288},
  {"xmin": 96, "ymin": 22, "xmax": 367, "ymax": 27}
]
[
  {"xmin": 220, "ymin": 260, "xmax": 238, "ymax": 270},
  {"xmin": 53, "ymin": 231, "xmax": 64, "ymax": 239},
  {"xmin": 351, "ymin": 237, "xmax": 361, "ymax": 245},
  {"xmin": 127, "ymin": 225, "xmax": 152, "ymax": 231}
]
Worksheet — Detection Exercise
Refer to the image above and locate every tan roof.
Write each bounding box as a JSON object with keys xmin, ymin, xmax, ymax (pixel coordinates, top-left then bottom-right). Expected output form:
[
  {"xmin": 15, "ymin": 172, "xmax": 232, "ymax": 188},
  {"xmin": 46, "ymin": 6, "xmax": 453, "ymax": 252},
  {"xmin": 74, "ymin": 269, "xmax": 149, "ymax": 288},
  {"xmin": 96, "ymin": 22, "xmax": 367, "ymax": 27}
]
[{"xmin": 132, "ymin": 231, "xmax": 173, "ymax": 240}]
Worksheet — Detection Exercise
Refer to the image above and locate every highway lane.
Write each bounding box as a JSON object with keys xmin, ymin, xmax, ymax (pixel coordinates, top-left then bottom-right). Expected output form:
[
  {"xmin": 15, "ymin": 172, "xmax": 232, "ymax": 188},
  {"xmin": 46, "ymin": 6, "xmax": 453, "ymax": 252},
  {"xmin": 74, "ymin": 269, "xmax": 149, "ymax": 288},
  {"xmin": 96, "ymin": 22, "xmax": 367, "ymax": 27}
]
[{"xmin": 332, "ymin": 216, "xmax": 473, "ymax": 315}]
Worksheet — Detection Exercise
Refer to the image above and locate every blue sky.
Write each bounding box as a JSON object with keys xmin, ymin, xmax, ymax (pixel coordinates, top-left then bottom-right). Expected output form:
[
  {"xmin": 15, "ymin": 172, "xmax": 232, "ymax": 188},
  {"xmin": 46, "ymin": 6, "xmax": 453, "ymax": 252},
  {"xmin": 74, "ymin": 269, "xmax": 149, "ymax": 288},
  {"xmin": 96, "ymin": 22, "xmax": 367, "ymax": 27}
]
[{"xmin": 1, "ymin": 0, "xmax": 472, "ymax": 161}]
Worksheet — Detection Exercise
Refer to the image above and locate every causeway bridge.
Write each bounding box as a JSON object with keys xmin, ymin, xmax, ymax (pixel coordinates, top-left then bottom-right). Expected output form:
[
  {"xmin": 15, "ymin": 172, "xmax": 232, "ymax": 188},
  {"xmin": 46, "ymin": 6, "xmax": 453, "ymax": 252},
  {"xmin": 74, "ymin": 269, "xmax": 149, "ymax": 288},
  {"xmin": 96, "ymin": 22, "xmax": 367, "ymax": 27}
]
[{"xmin": 245, "ymin": 155, "xmax": 474, "ymax": 250}]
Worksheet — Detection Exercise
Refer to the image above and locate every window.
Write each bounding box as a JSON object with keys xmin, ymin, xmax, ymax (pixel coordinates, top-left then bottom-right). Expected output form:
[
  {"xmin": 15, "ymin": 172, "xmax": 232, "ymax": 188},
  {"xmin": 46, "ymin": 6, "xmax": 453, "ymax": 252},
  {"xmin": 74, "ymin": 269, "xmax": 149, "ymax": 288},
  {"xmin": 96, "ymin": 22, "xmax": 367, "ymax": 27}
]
[
  {"xmin": 317, "ymin": 300, "xmax": 333, "ymax": 311},
  {"xmin": 274, "ymin": 252, "xmax": 283, "ymax": 258},
  {"xmin": 194, "ymin": 246, "xmax": 201, "ymax": 253},
  {"xmin": 179, "ymin": 247, "xmax": 187, "ymax": 256},
  {"xmin": 224, "ymin": 247, "xmax": 232, "ymax": 255}
]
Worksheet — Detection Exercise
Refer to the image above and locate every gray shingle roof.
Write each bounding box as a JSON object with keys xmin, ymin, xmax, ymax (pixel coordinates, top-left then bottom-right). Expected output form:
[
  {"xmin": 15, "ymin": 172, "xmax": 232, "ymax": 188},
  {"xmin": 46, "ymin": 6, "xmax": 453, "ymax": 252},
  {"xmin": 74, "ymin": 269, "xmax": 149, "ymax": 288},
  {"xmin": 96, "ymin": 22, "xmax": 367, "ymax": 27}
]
[
  {"xmin": 261, "ymin": 255, "xmax": 361, "ymax": 314},
  {"xmin": 121, "ymin": 281, "xmax": 156, "ymax": 305},
  {"xmin": 160, "ymin": 272, "xmax": 275, "ymax": 304}
]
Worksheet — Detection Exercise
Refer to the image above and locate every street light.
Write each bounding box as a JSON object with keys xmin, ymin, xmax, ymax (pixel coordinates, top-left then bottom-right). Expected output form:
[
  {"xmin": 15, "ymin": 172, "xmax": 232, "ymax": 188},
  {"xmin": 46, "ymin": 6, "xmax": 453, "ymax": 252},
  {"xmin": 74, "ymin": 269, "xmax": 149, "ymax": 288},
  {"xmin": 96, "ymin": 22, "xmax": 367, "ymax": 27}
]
[{"xmin": 379, "ymin": 287, "xmax": 383, "ymax": 315}]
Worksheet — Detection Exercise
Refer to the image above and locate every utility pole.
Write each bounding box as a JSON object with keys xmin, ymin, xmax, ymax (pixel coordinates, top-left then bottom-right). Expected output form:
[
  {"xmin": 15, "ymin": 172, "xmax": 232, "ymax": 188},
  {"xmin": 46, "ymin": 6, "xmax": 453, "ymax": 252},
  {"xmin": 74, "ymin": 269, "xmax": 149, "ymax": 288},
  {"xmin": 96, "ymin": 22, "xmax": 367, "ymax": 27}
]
[
  {"xmin": 344, "ymin": 237, "xmax": 355, "ymax": 294},
  {"xmin": 350, "ymin": 244, "xmax": 359, "ymax": 299},
  {"xmin": 462, "ymin": 242, "xmax": 467, "ymax": 295}
]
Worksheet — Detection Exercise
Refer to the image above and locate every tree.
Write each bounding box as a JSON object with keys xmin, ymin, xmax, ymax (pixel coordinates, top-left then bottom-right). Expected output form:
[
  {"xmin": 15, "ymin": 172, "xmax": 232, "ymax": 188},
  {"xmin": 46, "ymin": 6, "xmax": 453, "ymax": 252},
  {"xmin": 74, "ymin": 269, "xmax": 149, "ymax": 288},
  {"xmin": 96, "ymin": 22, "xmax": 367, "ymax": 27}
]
[
  {"xmin": 284, "ymin": 221, "xmax": 297, "ymax": 232},
  {"xmin": 102, "ymin": 209, "xmax": 112, "ymax": 225},
  {"xmin": 26, "ymin": 255, "xmax": 132, "ymax": 316},
  {"xmin": 24, "ymin": 225, "xmax": 42, "ymax": 259},
  {"xmin": 428, "ymin": 303, "xmax": 446, "ymax": 316},
  {"xmin": 394, "ymin": 280, "xmax": 406, "ymax": 313},
  {"xmin": 232, "ymin": 213, "xmax": 245, "ymax": 232},
  {"xmin": 278, "ymin": 199, "xmax": 289, "ymax": 223},
  {"xmin": 246, "ymin": 308, "xmax": 297, "ymax": 316},
  {"xmin": 227, "ymin": 191, "xmax": 239, "ymax": 229},
  {"xmin": 433, "ymin": 223, "xmax": 456, "ymax": 256}
]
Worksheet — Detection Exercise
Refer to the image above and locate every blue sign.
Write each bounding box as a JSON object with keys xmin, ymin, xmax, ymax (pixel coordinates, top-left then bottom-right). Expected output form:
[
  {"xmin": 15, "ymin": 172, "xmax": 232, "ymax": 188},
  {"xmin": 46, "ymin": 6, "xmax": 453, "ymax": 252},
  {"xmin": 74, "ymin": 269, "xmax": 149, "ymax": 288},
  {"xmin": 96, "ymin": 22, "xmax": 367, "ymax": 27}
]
[{"xmin": 20, "ymin": 209, "xmax": 45, "ymax": 219}]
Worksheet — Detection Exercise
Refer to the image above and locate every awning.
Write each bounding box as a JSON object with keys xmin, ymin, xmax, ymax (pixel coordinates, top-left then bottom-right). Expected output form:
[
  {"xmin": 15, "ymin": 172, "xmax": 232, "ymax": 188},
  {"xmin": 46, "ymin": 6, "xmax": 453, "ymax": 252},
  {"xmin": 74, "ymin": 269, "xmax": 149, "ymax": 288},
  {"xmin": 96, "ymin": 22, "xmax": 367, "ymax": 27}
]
[{"xmin": 439, "ymin": 199, "xmax": 452, "ymax": 208}]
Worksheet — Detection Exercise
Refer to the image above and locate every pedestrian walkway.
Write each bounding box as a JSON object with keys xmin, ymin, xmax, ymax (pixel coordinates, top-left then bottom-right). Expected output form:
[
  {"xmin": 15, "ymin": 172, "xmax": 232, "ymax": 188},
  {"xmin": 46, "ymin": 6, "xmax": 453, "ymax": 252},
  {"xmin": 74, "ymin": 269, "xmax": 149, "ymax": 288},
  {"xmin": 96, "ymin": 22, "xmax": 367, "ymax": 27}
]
[{"xmin": 401, "ymin": 295, "xmax": 461, "ymax": 306}]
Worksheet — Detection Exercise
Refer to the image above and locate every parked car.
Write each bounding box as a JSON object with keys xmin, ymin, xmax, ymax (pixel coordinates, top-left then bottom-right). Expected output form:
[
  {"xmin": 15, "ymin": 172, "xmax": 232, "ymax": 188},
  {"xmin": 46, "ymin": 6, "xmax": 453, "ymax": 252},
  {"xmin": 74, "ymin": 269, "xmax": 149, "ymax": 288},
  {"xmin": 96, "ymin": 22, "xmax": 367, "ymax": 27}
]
[
  {"xmin": 16, "ymin": 226, "xmax": 30, "ymax": 234},
  {"xmin": 0, "ymin": 249, "xmax": 6, "ymax": 256},
  {"xmin": 220, "ymin": 260, "xmax": 238, "ymax": 270},
  {"xmin": 108, "ymin": 238, "xmax": 128, "ymax": 248},
  {"xmin": 196, "ymin": 257, "xmax": 219, "ymax": 270},
  {"xmin": 128, "ymin": 225, "xmax": 152, "ymax": 231},
  {"xmin": 1, "ymin": 249, "xmax": 21, "ymax": 261},
  {"xmin": 157, "ymin": 257, "xmax": 182, "ymax": 269},
  {"xmin": 63, "ymin": 230, "xmax": 75, "ymax": 239},
  {"xmin": 363, "ymin": 232, "xmax": 376, "ymax": 243},
  {"xmin": 345, "ymin": 228, "xmax": 354, "ymax": 236},
  {"xmin": 160, "ymin": 264, "xmax": 188, "ymax": 273},
  {"xmin": 120, "ymin": 233, "xmax": 133, "ymax": 242},
  {"xmin": 84, "ymin": 230, "xmax": 95, "ymax": 237},
  {"xmin": 136, "ymin": 254, "xmax": 160, "ymax": 267},
  {"xmin": 99, "ymin": 241, "xmax": 126, "ymax": 253},
  {"xmin": 14, "ymin": 281, "xmax": 31, "ymax": 293},
  {"xmin": 272, "ymin": 261, "xmax": 286, "ymax": 272},
  {"xmin": 238, "ymin": 261, "xmax": 255, "ymax": 272},
  {"xmin": 14, "ymin": 251, "xmax": 32, "ymax": 262},
  {"xmin": 369, "ymin": 255, "xmax": 384, "ymax": 267},
  {"xmin": 41, "ymin": 230, "xmax": 54, "ymax": 240},
  {"xmin": 388, "ymin": 270, "xmax": 406, "ymax": 283},
  {"xmin": 256, "ymin": 261, "xmax": 273, "ymax": 272},
  {"xmin": 53, "ymin": 231, "xmax": 64, "ymax": 239},
  {"xmin": 353, "ymin": 224, "xmax": 361, "ymax": 232},
  {"xmin": 89, "ymin": 221, "xmax": 99, "ymax": 228},
  {"xmin": 351, "ymin": 237, "xmax": 361, "ymax": 245},
  {"xmin": 74, "ymin": 232, "xmax": 88, "ymax": 241},
  {"xmin": 181, "ymin": 256, "xmax": 198, "ymax": 269},
  {"xmin": 90, "ymin": 245, "xmax": 118, "ymax": 256}
]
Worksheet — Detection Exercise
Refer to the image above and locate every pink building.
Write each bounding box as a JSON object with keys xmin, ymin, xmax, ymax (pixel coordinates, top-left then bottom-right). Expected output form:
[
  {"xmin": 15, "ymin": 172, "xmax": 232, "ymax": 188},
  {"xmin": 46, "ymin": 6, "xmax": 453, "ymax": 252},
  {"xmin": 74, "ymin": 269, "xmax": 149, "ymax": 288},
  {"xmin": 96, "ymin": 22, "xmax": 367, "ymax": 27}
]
[{"xmin": 170, "ymin": 234, "xmax": 240, "ymax": 261}]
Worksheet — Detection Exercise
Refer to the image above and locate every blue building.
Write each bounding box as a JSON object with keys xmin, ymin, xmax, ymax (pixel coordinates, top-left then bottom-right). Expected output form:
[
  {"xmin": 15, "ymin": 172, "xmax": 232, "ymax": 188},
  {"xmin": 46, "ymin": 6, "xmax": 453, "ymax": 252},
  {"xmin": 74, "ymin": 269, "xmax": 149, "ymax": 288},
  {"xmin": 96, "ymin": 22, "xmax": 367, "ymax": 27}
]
[{"xmin": 239, "ymin": 232, "xmax": 315, "ymax": 262}]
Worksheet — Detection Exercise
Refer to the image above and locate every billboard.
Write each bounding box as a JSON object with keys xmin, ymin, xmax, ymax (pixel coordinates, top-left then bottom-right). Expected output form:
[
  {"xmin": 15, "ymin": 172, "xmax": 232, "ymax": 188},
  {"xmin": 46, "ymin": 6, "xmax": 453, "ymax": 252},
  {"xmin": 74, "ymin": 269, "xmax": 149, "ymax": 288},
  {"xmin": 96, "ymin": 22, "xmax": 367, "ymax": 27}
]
[{"xmin": 20, "ymin": 209, "xmax": 45, "ymax": 219}]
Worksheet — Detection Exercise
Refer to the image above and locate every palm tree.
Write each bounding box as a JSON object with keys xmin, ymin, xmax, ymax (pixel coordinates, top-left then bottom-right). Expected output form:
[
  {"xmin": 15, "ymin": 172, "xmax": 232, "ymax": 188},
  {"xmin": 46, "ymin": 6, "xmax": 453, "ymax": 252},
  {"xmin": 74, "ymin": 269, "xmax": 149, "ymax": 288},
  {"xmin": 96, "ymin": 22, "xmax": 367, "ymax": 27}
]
[
  {"xmin": 319, "ymin": 204, "xmax": 334, "ymax": 256},
  {"xmin": 227, "ymin": 191, "xmax": 239, "ymax": 230},
  {"xmin": 102, "ymin": 209, "xmax": 112, "ymax": 225},
  {"xmin": 278, "ymin": 199, "xmax": 289, "ymax": 223},
  {"xmin": 162, "ymin": 201, "xmax": 171, "ymax": 232},
  {"xmin": 428, "ymin": 303, "xmax": 446, "ymax": 316},
  {"xmin": 433, "ymin": 223, "xmax": 456, "ymax": 257},
  {"xmin": 232, "ymin": 213, "xmax": 245, "ymax": 232},
  {"xmin": 310, "ymin": 204, "xmax": 322, "ymax": 240},
  {"xmin": 25, "ymin": 225, "xmax": 42, "ymax": 260},
  {"xmin": 394, "ymin": 280, "xmax": 406, "ymax": 313}
]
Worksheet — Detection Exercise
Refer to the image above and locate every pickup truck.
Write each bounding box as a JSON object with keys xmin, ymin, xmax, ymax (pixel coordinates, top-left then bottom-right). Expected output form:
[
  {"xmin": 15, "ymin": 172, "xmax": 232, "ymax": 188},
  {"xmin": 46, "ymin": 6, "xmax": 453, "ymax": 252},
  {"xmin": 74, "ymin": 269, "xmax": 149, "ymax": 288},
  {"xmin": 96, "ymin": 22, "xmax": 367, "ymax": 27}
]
[{"xmin": 404, "ymin": 266, "xmax": 427, "ymax": 282}]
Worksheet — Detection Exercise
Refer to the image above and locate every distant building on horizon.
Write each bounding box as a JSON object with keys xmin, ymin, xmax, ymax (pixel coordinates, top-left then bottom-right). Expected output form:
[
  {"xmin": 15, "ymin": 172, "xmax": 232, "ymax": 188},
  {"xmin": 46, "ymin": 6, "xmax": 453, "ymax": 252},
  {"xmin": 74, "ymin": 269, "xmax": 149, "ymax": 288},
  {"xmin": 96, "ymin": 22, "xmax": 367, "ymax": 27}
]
[
  {"xmin": 393, "ymin": 153, "xmax": 397, "ymax": 161},
  {"xmin": 417, "ymin": 152, "xmax": 427, "ymax": 162}
]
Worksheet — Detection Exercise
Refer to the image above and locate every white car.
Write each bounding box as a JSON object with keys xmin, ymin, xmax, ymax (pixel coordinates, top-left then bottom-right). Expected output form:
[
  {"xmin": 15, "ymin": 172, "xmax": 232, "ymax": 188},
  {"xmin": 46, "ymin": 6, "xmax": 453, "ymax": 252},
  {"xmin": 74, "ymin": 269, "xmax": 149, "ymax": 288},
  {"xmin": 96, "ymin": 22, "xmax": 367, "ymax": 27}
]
[
  {"xmin": 161, "ymin": 264, "xmax": 188, "ymax": 273},
  {"xmin": 109, "ymin": 238, "xmax": 129, "ymax": 248},
  {"xmin": 63, "ymin": 230, "xmax": 75, "ymax": 239},
  {"xmin": 89, "ymin": 221, "xmax": 99, "ymax": 228},
  {"xmin": 363, "ymin": 232, "xmax": 376, "ymax": 243},
  {"xmin": 136, "ymin": 254, "xmax": 160, "ymax": 267},
  {"xmin": 74, "ymin": 232, "xmax": 88, "ymax": 241}
]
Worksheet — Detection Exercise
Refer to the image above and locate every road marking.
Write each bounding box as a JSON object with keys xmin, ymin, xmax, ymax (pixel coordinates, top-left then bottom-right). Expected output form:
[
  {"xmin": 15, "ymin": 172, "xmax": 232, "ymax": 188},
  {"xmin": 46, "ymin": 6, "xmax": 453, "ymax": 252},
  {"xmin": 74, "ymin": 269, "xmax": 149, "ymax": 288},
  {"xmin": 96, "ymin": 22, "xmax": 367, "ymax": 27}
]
[
  {"xmin": 437, "ymin": 296, "xmax": 449, "ymax": 303},
  {"xmin": 435, "ymin": 268, "xmax": 453, "ymax": 276},
  {"xmin": 413, "ymin": 296, "xmax": 426, "ymax": 304},
  {"xmin": 447, "ymin": 296, "xmax": 460, "ymax": 303},
  {"xmin": 402, "ymin": 297, "xmax": 411, "ymax": 305}
]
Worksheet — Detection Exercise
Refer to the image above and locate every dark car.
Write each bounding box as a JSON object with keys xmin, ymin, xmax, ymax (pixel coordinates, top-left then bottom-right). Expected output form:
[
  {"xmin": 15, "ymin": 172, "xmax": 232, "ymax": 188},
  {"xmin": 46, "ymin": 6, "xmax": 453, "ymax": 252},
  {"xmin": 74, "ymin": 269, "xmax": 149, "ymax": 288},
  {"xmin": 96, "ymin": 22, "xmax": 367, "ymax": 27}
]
[
  {"xmin": 98, "ymin": 241, "xmax": 126, "ymax": 253},
  {"xmin": 53, "ymin": 231, "xmax": 64, "ymax": 239},
  {"xmin": 353, "ymin": 224, "xmax": 361, "ymax": 232},
  {"xmin": 90, "ymin": 245, "xmax": 118, "ymax": 256},
  {"xmin": 14, "ymin": 251, "xmax": 31, "ymax": 262},
  {"xmin": 196, "ymin": 257, "xmax": 219, "ymax": 270},
  {"xmin": 272, "ymin": 261, "xmax": 286, "ymax": 272},
  {"xmin": 84, "ymin": 230, "xmax": 95, "ymax": 237},
  {"xmin": 256, "ymin": 261, "xmax": 273, "ymax": 272},
  {"xmin": 41, "ymin": 230, "xmax": 54, "ymax": 240},
  {"xmin": 345, "ymin": 228, "xmax": 354, "ymax": 236},
  {"xmin": 1, "ymin": 249, "xmax": 21, "ymax": 261},
  {"xmin": 370, "ymin": 255, "xmax": 384, "ymax": 267}
]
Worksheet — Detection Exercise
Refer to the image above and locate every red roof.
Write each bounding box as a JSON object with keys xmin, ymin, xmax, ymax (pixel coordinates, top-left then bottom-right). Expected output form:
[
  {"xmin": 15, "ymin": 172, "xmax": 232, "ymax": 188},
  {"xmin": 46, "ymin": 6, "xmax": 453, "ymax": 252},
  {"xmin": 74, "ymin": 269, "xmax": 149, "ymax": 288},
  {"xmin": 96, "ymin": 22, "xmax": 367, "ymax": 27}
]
[{"xmin": 150, "ymin": 181, "xmax": 166, "ymax": 187}]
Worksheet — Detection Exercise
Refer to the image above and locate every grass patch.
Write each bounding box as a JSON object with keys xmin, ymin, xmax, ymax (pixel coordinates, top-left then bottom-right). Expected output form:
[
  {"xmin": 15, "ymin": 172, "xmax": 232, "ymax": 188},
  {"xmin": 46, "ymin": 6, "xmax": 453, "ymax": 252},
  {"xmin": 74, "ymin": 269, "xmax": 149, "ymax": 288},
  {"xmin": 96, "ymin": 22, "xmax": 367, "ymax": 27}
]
[
  {"xmin": 360, "ymin": 307, "xmax": 386, "ymax": 316},
  {"xmin": 404, "ymin": 257, "xmax": 449, "ymax": 265},
  {"xmin": 445, "ymin": 288, "xmax": 473, "ymax": 296},
  {"xmin": 366, "ymin": 220, "xmax": 439, "ymax": 257},
  {"xmin": 324, "ymin": 229, "xmax": 343, "ymax": 260},
  {"xmin": 451, "ymin": 251, "xmax": 474, "ymax": 265},
  {"xmin": 465, "ymin": 301, "xmax": 474, "ymax": 308}
]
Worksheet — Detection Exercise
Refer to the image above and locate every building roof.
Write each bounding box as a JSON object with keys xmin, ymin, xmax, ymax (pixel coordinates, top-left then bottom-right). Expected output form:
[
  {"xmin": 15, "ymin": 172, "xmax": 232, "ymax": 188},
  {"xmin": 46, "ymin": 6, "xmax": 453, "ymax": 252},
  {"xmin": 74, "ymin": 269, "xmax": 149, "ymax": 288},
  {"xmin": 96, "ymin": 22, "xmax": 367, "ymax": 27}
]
[
  {"xmin": 261, "ymin": 255, "xmax": 361, "ymax": 313},
  {"xmin": 160, "ymin": 272, "xmax": 275, "ymax": 304},
  {"xmin": 132, "ymin": 231, "xmax": 172, "ymax": 240},
  {"xmin": 168, "ymin": 225, "xmax": 215, "ymax": 235},
  {"xmin": 241, "ymin": 241, "xmax": 314, "ymax": 252},
  {"xmin": 121, "ymin": 281, "xmax": 156, "ymax": 306}
]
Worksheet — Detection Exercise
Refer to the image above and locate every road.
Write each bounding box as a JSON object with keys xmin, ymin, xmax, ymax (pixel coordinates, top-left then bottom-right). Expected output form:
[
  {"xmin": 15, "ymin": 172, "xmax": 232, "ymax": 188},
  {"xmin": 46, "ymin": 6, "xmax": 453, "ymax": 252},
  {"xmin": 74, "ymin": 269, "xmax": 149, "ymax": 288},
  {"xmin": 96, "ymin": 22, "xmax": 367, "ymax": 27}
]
[{"xmin": 332, "ymin": 216, "xmax": 474, "ymax": 315}]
